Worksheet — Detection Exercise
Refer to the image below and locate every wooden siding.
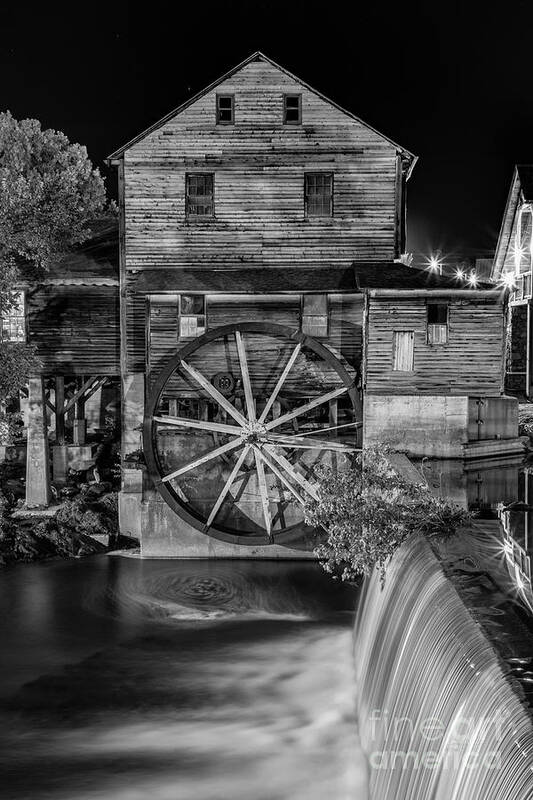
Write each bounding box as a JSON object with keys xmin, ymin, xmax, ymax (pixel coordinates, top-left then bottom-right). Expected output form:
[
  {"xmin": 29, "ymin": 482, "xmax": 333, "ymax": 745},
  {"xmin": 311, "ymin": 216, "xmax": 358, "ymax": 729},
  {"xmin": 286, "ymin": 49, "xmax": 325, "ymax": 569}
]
[
  {"xmin": 364, "ymin": 296, "xmax": 505, "ymax": 395},
  {"xmin": 28, "ymin": 286, "xmax": 120, "ymax": 375},
  {"xmin": 142, "ymin": 292, "xmax": 363, "ymax": 382},
  {"xmin": 122, "ymin": 58, "xmax": 400, "ymax": 271}
]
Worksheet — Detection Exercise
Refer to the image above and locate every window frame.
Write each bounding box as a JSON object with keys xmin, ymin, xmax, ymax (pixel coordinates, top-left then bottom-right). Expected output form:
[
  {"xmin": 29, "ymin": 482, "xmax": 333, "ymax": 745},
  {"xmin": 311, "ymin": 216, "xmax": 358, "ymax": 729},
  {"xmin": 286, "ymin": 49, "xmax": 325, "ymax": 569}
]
[
  {"xmin": 179, "ymin": 294, "xmax": 207, "ymax": 339},
  {"xmin": 185, "ymin": 173, "xmax": 215, "ymax": 219},
  {"xmin": 304, "ymin": 172, "xmax": 334, "ymax": 218},
  {"xmin": 1, "ymin": 290, "xmax": 26, "ymax": 343},
  {"xmin": 216, "ymin": 93, "xmax": 234, "ymax": 125},
  {"xmin": 283, "ymin": 93, "xmax": 302, "ymax": 125},
  {"xmin": 301, "ymin": 293, "xmax": 329, "ymax": 337},
  {"xmin": 426, "ymin": 301, "xmax": 449, "ymax": 345}
]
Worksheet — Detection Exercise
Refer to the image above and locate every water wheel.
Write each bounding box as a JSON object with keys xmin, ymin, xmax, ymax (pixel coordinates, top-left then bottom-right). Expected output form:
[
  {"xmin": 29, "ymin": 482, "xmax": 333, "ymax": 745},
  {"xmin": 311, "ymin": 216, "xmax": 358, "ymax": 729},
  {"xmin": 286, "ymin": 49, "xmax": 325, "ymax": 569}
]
[{"xmin": 143, "ymin": 322, "xmax": 361, "ymax": 546}]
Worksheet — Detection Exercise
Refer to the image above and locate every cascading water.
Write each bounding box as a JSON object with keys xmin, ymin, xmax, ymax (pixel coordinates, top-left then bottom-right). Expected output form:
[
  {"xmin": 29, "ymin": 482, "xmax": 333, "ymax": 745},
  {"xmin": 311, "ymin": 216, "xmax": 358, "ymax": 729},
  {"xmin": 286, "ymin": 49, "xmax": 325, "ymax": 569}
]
[{"xmin": 354, "ymin": 535, "xmax": 533, "ymax": 800}]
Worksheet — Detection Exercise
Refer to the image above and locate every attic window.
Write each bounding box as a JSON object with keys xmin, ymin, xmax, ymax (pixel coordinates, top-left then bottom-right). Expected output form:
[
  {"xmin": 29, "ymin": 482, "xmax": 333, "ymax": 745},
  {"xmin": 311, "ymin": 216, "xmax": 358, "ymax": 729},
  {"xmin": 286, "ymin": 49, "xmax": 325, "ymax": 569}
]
[
  {"xmin": 283, "ymin": 94, "xmax": 301, "ymax": 124},
  {"xmin": 427, "ymin": 303, "xmax": 448, "ymax": 344},
  {"xmin": 216, "ymin": 94, "xmax": 234, "ymax": 124},
  {"xmin": 302, "ymin": 294, "xmax": 328, "ymax": 337}
]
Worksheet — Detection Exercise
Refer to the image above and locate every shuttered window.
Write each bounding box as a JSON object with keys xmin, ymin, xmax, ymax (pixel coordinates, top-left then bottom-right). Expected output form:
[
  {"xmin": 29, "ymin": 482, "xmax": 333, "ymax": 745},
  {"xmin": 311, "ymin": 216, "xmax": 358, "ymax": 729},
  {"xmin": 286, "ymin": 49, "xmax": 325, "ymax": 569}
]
[
  {"xmin": 179, "ymin": 295, "xmax": 206, "ymax": 338},
  {"xmin": 186, "ymin": 174, "xmax": 214, "ymax": 218},
  {"xmin": 305, "ymin": 173, "xmax": 333, "ymax": 217},
  {"xmin": 283, "ymin": 94, "xmax": 301, "ymax": 124},
  {"xmin": 392, "ymin": 331, "xmax": 414, "ymax": 371},
  {"xmin": 427, "ymin": 303, "xmax": 448, "ymax": 344},
  {"xmin": 1, "ymin": 291, "xmax": 25, "ymax": 342},
  {"xmin": 216, "ymin": 94, "xmax": 234, "ymax": 124},
  {"xmin": 302, "ymin": 294, "xmax": 328, "ymax": 337}
]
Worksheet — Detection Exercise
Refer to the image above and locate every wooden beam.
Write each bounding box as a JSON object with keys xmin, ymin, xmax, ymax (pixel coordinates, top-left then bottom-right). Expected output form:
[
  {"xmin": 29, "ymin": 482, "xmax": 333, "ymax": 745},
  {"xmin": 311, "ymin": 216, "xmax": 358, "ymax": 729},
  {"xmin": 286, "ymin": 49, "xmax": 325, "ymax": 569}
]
[
  {"xmin": 180, "ymin": 360, "xmax": 247, "ymax": 426},
  {"xmin": 64, "ymin": 376, "xmax": 100, "ymax": 413},
  {"xmin": 153, "ymin": 415, "xmax": 242, "ymax": 435},
  {"xmin": 254, "ymin": 448, "xmax": 272, "ymax": 538},
  {"xmin": 161, "ymin": 438, "xmax": 242, "ymax": 482},
  {"xmin": 235, "ymin": 331, "xmax": 256, "ymax": 420},
  {"xmin": 258, "ymin": 343, "xmax": 301, "ymax": 423},
  {"xmin": 265, "ymin": 386, "xmax": 348, "ymax": 432},
  {"xmin": 55, "ymin": 376, "xmax": 65, "ymax": 445},
  {"xmin": 204, "ymin": 445, "xmax": 250, "ymax": 531}
]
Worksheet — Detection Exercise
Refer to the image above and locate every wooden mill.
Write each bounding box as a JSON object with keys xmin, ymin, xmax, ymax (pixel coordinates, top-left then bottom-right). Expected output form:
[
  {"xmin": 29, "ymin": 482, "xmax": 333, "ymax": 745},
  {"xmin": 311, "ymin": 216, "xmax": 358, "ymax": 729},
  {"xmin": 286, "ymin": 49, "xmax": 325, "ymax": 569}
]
[{"xmin": 101, "ymin": 51, "xmax": 519, "ymax": 557}]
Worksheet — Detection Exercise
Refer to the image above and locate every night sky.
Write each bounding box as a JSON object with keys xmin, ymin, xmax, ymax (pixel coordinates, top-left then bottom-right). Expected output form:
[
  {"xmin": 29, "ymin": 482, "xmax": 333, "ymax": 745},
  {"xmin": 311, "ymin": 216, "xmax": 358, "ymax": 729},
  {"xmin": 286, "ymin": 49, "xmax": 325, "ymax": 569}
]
[{"xmin": 3, "ymin": 0, "xmax": 533, "ymax": 261}]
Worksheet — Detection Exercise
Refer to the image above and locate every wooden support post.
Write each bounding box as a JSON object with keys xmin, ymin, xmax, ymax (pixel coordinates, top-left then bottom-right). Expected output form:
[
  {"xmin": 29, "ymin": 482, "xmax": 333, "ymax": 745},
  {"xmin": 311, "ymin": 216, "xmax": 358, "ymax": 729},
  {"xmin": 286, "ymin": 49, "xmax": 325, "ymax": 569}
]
[
  {"xmin": 25, "ymin": 377, "xmax": 51, "ymax": 508},
  {"xmin": 73, "ymin": 383, "xmax": 87, "ymax": 445},
  {"xmin": 168, "ymin": 398, "xmax": 178, "ymax": 417},
  {"xmin": 53, "ymin": 376, "xmax": 68, "ymax": 486},
  {"xmin": 55, "ymin": 376, "xmax": 65, "ymax": 445},
  {"xmin": 329, "ymin": 398, "xmax": 338, "ymax": 437}
]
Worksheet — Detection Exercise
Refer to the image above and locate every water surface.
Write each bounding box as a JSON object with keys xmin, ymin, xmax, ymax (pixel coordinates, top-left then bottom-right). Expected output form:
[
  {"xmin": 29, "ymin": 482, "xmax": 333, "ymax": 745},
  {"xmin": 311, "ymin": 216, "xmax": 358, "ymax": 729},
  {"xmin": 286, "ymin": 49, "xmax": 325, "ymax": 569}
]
[{"xmin": 0, "ymin": 556, "xmax": 367, "ymax": 800}]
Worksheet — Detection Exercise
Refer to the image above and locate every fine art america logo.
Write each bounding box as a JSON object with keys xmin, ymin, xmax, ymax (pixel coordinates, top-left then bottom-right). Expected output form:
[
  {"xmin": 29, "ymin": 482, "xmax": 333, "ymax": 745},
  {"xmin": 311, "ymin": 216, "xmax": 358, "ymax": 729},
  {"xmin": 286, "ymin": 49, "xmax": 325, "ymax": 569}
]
[{"xmin": 366, "ymin": 709, "xmax": 506, "ymax": 771}]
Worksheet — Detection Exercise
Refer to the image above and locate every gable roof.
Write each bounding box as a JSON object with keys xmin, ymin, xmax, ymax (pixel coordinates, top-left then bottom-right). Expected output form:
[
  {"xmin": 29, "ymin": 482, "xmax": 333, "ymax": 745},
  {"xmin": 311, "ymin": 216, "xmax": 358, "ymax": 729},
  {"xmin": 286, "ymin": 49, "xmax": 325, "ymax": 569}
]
[
  {"xmin": 106, "ymin": 51, "xmax": 417, "ymax": 172},
  {"xmin": 492, "ymin": 164, "xmax": 533, "ymax": 279}
]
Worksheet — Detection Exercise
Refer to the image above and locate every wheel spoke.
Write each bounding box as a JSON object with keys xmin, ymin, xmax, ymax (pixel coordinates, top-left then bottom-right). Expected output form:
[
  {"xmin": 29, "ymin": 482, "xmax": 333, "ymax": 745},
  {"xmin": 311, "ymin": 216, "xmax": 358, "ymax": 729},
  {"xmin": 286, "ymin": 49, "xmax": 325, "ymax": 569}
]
[
  {"xmin": 180, "ymin": 360, "xmax": 247, "ymax": 426},
  {"xmin": 264, "ymin": 386, "xmax": 349, "ymax": 431},
  {"xmin": 153, "ymin": 415, "xmax": 242, "ymax": 435},
  {"xmin": 254, "ymin": 448, "xmax": 272, "ymax": 538},
  {"xmin": 161, "ymin": 438, "xmax": 242, "ymax": 482},
  {"xmin": 269, "ymin": 433, "xmax": 360, "ymax": 452},
  {"xmin": 204, "ymin": 445, "xmax": 251, "ymax": 531},
  {"xmin": 253, "ymin": 446, "xmax": 306, "ymax": 506},
  {"xmin": 258, "ymin": 343, "xmax": 302, "ymax": 423},
  {"xmin": 263, "ymin": 444, "xmax": 320, "ymax": 501},
  {"xmin": 235, "ymin": 331, "xmax": 255, "ymax": 421}
]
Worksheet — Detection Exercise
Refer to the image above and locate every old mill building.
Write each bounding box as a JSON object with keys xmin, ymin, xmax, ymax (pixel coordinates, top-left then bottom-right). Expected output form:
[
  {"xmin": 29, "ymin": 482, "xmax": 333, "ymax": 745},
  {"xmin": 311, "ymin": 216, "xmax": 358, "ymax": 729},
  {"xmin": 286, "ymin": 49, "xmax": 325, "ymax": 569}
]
[{"xmin": 3, "ymin": 53, "xmax": 520, "ymax": 556}]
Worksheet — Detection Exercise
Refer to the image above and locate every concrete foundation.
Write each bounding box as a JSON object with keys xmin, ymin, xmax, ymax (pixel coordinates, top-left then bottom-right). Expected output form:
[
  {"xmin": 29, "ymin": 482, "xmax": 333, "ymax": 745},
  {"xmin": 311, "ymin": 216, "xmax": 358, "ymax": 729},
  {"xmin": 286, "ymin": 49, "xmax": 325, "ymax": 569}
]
[
  {"xmin": 364, "ymin": 394, "xmax": 520, "ymax": 458},
  {"xmin": 25, "ymin": 377, "xmax": 51, "ymax": 508}
]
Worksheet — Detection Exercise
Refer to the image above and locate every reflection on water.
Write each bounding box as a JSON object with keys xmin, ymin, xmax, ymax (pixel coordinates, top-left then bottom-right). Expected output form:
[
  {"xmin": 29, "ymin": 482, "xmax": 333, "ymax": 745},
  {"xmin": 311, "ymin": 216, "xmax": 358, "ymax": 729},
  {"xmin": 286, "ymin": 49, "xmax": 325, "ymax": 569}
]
[{"xmin": 0, "ymin": 557, "xmax": 366, "ymax": 800}]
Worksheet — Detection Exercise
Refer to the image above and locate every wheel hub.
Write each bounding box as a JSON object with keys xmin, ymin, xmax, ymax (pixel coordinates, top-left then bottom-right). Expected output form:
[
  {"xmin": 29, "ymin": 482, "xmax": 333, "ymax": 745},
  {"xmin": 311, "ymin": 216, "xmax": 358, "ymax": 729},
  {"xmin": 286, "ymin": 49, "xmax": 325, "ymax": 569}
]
[{"xmin": 240, "ymin": 419, "xmax": 268, "ymax": 445}]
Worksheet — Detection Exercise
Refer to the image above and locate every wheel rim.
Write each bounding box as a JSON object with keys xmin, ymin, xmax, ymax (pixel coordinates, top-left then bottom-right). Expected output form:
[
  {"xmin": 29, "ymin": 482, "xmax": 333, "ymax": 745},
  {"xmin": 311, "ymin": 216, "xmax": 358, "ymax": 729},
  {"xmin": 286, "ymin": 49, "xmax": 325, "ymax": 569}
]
[{"xmin": 143, "ymin": 322, "xmax": 361, "ymax": 546}]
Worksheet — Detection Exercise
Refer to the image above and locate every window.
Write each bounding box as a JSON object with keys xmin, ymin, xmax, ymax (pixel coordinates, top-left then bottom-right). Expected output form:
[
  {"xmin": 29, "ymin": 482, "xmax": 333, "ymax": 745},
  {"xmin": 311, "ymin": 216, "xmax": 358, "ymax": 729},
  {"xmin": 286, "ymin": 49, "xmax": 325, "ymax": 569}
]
[
  {"xmin": 302, "ymin": 294, "xmax": 328, "ymax": 337},
  {"xmin": 427, "ymin": 303, "xmax": 448, "ymax": 344},
  {"xmin": 186, "ymin": 174, "xmax": 214, "ymax": 218},
  {"xmin": 179, "ymin": 295, "xmax": 206, "ymax": 338},
  {"xmin": 392, "ymin": 331, "xmax": 414, "ymax": 371},
  {"xmin": 283, "ymin": 94, "xmax": 301, "ymax": 124},
  {"xmin": 216, "ymin": 94, "xmax": 234, "ymax": 124},
  {"xmin": 1, "ymin": 291, "xmax": 25, "ymax": 342},
  {"xmin": 305, "ymin": 173, "xmax": 333, "ymax": 217}
]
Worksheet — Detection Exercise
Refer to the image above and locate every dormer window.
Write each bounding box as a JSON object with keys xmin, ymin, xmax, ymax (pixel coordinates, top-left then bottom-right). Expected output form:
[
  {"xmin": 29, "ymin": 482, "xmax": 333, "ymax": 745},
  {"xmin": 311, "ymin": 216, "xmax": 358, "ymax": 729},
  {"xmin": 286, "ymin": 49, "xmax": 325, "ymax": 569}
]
[
  {"xmin": 216, "ymin": 94, "xmax": 234, "ymax": 124},
  {"xmin": 283, "ymin": 94, "xmax": 301, "ymax": 124}
]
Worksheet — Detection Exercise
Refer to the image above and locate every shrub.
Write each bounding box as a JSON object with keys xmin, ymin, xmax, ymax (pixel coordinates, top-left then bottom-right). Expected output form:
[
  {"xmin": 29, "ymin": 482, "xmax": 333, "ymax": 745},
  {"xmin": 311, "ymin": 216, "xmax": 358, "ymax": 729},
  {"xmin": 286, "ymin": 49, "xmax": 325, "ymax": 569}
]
[{"xmin": 306, "ymin": 446, "xmax": 469, "ymax": 582}]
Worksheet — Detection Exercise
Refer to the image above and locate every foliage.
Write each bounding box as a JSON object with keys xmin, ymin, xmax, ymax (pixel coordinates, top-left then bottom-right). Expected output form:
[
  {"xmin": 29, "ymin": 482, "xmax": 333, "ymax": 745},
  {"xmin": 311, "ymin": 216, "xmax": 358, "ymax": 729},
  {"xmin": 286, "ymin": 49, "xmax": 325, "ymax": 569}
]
[
  {"xmin": 518, "ymin": 404, "xmax": 533, "ymax": 438},
  {"xmin": 0, "ymin": 111, "xmax": 109, "ymax": 398},
  {"xmin": 306, "ymin": 446, "xmax": 469, "ymax": 582},
  {"xmin": 55, "ymin": 488, "xmax": 119, "ymax": 539},
  {"xmin": 0, "ymin": 410, "xmax": 23, "ymax": 444},
  {"xmin": 0, "ymin": 110, "xmax": 107, "ymax": 280},
  {"xmin": 0, "ymin": 343, "xmax": 40, "ymax": 402},
  {"xmin": 0, "ymin": 489, "xmax": 123, "ymax": 566}
]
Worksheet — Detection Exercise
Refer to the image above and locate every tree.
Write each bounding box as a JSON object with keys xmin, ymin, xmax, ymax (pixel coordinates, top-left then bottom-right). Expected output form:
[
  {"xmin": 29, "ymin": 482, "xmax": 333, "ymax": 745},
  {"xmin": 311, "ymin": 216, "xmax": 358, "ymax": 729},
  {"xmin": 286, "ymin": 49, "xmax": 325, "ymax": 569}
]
[
  {"xmin": 0, "ymin": 111, "xmax": 108, "ymax": 400},
  {"xmin": 305, "ymin": 446, "xmax": 469, "ymax": 582}
]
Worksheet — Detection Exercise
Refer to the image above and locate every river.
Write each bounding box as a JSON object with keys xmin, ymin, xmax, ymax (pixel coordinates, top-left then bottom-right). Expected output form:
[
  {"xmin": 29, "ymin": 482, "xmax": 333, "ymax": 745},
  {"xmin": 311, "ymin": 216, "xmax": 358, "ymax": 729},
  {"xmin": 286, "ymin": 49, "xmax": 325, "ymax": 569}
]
[{"xmin": 0, "ymin": 555, "xmax": 367, "ymax": 800}]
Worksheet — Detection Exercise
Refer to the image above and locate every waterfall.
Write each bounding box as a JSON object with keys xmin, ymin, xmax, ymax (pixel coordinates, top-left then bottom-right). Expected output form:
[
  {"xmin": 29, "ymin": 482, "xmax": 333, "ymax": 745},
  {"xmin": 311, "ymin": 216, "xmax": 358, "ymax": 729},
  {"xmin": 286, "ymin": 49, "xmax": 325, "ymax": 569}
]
[{"xmin": 354, "ymin": 535, "xmax": 533, "ymax": 800}]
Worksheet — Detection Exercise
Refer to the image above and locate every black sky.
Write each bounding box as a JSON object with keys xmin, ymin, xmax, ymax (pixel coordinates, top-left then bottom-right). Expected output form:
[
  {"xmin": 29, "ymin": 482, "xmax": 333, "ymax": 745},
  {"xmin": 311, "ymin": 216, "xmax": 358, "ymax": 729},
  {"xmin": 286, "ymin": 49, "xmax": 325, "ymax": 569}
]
[{"xmin": 2, "ymin": 0, "xmax": 533, "ymax": 259}]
